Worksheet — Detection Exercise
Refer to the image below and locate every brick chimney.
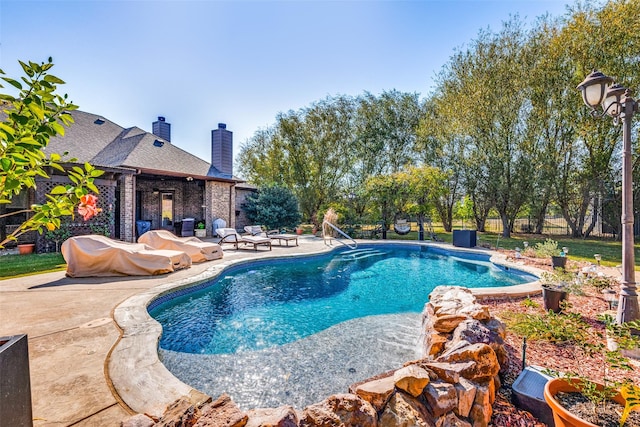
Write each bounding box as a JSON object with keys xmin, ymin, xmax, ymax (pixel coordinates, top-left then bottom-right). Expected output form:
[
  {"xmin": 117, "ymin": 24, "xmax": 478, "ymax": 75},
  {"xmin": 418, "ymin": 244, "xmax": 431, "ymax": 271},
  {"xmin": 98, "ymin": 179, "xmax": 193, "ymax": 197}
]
[
  {"xmin": 211, "ymin": 123, "xmax": 233, "ymax": 176},
  {"xmin": 152, "ymin": 116, "xmax": 171, "ymax": 142}
]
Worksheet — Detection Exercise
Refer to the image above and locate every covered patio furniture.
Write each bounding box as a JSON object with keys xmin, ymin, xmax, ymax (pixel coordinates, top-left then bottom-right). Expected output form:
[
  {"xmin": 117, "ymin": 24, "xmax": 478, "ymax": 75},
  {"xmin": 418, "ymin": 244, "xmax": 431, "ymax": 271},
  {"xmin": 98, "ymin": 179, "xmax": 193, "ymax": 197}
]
[
  {"xmin": 217, "ymin": 228, "xmax": 272, "ymax": 251},
  {"xmin": 213, "ymin": 218, "xmax": 227, "ymax": 237},
  {"xmin": 138, "ymin": 230, "xmax": 223, "ymax": 263},
  {"xmin": 61, "ymin": 235, "xmax": 191, "ymax": 277}
]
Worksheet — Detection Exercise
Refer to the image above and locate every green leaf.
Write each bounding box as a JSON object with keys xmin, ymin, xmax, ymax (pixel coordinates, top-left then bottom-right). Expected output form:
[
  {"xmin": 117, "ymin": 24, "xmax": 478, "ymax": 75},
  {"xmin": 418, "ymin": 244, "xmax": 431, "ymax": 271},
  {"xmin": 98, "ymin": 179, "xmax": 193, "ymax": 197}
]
[
  {"xmin": 50, "ymin": 185, "xmax": 69, "ymax": 195},
  {"xmin": 87, "ymin": 182, "xmax": 100, "ymax": 194},
  {"xmin": 0, "ymin": 157, "xmax": 11, "ymax": 171},
  {"xmin": 43, "ymin": 74, "xmax": 65, "ymax": 84},
  {"xmin": 51, "ymin": 121, "xmax": 65, "ymax": 136},
  {"xmin": 26, "ymin": 102, "xmax": 44, "ymax": 120},
  {"xmin": 0, "ymin": 122, "xmax": 16, "ymax": 135},
  {"xmin": 2, "ymin": 77, "xmax": 22, "ymax": 90}
]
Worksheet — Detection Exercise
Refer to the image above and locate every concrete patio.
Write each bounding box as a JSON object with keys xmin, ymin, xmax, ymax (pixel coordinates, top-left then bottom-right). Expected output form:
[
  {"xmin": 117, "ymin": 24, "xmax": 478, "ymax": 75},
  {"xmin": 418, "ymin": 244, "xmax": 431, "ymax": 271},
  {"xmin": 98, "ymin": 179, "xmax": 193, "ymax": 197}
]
[{"xmin": 0, "ymin": 237, "xmax": 541, "ymax": 426}]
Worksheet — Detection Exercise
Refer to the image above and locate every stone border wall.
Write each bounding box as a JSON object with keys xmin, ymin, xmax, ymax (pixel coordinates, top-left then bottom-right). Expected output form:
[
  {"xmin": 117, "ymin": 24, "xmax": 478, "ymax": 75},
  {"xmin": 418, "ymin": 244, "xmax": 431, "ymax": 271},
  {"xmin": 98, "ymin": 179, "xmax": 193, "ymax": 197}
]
[{"xmin": 123, "ymin": 285, "xmax": 506, "ymax": 427}]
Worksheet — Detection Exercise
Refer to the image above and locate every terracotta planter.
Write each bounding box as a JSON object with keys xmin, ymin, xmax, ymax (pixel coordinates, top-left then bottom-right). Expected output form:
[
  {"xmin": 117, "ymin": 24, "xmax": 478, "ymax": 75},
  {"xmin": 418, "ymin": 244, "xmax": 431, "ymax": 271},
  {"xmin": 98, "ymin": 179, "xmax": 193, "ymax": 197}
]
[
  {"xmin": 296, "ymin": 228, "xmax": 303, "ymax": 235},
  {"xmin": 17, "ymin": 244, "xmax": 35, "ymax": 255},
  {"xmin": 543, "ymin": 378, "xmax": 625, "ymax": 427}
]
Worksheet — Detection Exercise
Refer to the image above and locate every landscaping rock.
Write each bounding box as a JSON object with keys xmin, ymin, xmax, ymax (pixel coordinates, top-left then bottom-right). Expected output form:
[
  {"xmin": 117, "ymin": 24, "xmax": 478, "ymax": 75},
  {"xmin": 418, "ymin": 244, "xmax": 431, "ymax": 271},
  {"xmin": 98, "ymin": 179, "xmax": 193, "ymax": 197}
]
[
  {"xmin": 155, "ymin": 397, "xmax": 200, "ymax": 427},
  {"xmin": 453, "ymin": 378, "xmax": 476, "ymax": 418},
  {"xmin": 378, "ymin": 391, "xmax": 434, "ymax": 427},
  {"xmin": 245, "ymin": 406, "xmax": 299, "ymax": 427},
  {"xmin": 435, "ymin": 412, "xmax": 472, "ymax": 427},
  {"xmin": 423, "ymin": 381, "xmax": 457, "ymax": 418},
  {"xmin": 424, "ymin": 331, "xmax": 448, "ymax": 356},
  {"xmin": 436, "ymin": 343, "xmax": 499, "ymax": 382},
  {"xmin": 299, "ymin": 394, "xmax": 377, "ymax": 427},
  {"xmin": 393, "ymin": 365, "xmax": 431, "ymax": 397},
  {"xmin": 121, "ymin": 413, "xmax": 156, "ymax": 427},
  {"xmin": 353, "ymin": 375, "xmax": 396, "ymax": 411},
  {"xmin": 195, "ymin": 393, "xmax": 248, "ymax": 427},
  {"xmin": 430, "ymin": 314, "xmax": 468, "ymax": 333},
  {"xmin": 449, "ymin": 319, "xmax": 507, "ymax": 368}
]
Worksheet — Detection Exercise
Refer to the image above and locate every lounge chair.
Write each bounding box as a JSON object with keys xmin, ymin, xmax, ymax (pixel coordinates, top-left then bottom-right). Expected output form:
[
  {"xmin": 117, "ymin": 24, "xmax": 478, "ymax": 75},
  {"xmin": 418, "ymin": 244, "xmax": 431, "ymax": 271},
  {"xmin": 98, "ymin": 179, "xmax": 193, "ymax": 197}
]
[
  {"xmin": 217, "ymin": 228, "xmax": 272, "ymax": 251},
  {"xmin": 61, "ymin": 234, "xmax": 191, "ymax": 277},
  {"xmin": 138, "ymin": 230, "xmax": 223, "ymax": 263},
  {"xmin": 244, "ymin": 225, "xmax": 266, "ymax": 236}
]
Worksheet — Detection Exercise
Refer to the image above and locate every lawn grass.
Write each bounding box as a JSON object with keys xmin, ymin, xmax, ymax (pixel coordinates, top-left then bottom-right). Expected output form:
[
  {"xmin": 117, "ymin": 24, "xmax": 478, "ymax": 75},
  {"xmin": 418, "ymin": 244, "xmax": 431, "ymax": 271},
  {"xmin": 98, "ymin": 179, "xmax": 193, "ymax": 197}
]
[
  {"xmin": 0, "ymin": 252, "xmax": 66, "ymax": 280},
  {"xmin": 377, "ymin": 227, "xmax": 638, "ymax": 268}
]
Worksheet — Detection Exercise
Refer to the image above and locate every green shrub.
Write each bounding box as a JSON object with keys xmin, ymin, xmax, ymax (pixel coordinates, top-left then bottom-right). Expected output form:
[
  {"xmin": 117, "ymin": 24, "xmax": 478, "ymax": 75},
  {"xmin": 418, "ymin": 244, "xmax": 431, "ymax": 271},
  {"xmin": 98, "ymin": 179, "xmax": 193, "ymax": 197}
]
[{"xmin": 534, "ymin": 238, "xmax": 561, "ymax": 257}]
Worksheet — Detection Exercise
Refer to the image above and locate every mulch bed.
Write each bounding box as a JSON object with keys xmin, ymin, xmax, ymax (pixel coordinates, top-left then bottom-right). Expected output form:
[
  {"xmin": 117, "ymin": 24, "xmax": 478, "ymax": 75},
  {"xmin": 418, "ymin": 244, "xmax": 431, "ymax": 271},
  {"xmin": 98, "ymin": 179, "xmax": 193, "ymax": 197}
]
[{"xmin": 484, "ymin": 252, "xmax": 640, "ymax": 426}]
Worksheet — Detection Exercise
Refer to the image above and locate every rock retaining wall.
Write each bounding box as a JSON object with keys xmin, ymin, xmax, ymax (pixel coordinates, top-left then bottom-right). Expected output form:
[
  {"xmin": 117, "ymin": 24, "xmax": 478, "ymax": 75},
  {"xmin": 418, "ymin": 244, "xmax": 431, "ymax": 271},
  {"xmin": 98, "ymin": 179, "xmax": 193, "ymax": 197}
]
[{"xmin": 122, "ymin": 286, "xmax": 506, "ymax": 427}]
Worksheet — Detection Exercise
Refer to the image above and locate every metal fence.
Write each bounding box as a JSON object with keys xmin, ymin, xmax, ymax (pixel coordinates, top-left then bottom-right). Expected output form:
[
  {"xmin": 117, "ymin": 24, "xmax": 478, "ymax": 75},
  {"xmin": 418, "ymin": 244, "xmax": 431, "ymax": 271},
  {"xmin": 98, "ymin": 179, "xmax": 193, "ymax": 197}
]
[{"xmin": 478, "ymin": 216, "xmax": 631, "ymax": 238}]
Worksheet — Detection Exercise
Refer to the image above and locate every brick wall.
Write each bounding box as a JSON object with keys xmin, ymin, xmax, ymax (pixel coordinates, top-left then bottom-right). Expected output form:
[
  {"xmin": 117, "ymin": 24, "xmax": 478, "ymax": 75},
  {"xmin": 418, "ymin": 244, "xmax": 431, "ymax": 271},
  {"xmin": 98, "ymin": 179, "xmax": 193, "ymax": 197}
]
[
  {"xmin": 205, "ymin": 181, "xmax": 235, "ymax": 235},
  {"xmin": 235, "ymin": 187, "xmax": 257, "ymax": 230}
]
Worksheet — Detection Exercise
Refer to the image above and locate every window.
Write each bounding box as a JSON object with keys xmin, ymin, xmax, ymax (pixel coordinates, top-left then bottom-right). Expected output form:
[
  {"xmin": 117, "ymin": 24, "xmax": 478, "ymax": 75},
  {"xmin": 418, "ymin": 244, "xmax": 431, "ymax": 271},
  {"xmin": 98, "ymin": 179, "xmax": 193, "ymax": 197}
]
[{"xmin": 161, "ymin": 193, "xmax": 173, "ymax": 228}]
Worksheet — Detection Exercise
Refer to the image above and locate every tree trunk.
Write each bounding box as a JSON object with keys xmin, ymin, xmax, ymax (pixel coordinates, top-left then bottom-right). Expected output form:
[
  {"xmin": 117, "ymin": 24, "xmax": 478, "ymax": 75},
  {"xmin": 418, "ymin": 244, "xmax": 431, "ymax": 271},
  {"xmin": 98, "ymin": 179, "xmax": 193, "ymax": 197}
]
[{"xmin": 500, "ymin": 212, "xmax": 511, "ymax": 238}]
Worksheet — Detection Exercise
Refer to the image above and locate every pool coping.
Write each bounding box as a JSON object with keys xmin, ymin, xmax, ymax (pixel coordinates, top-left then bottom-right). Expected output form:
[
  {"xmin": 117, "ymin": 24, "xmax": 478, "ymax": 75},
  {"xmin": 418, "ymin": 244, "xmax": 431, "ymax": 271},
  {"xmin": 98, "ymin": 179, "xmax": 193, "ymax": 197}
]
[{"xmin": 108, "ymin": 240, "xmax": 545, "ymax": 417}]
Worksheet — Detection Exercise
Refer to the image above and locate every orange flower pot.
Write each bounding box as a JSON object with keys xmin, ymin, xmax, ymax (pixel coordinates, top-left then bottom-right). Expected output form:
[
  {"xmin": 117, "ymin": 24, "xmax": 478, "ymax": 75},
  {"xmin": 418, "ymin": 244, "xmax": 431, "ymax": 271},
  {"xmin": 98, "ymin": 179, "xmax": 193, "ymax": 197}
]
[
  {"xmin": 18, "ymin": 243, "xmax": 35, "ymax": 255},
  {"xmin": 543, "ymin": 378, "xmax": 625, "ymax": 427}
]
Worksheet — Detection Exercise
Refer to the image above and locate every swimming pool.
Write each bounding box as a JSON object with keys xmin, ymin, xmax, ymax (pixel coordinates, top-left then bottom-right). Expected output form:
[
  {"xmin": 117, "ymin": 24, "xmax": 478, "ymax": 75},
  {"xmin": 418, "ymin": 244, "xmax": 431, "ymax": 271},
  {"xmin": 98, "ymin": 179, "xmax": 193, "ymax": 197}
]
[
  {"xmin": 149, "ymin": 244, "xmax": 534, "ymax": 355},
  {"xmin": 148, "ymin": 243, "xmax": 535, "ymax": 409}
]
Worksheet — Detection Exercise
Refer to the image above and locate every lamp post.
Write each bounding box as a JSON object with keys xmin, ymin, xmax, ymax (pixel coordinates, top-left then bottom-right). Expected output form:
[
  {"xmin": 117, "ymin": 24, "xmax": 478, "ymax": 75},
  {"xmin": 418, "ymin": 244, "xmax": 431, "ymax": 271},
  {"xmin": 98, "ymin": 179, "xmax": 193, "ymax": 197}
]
[{"xmin": 577, "ymin": 70, "xmax": 639, "ymax": 324}]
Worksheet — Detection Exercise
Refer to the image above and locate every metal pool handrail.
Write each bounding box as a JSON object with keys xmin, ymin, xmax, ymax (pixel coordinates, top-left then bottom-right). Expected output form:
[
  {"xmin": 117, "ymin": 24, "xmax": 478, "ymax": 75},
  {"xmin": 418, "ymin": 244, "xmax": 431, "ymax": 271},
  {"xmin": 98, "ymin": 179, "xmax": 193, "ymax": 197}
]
[{"xmin": 322, "ymin": 220, "xmax": 357, "ymax": 249}]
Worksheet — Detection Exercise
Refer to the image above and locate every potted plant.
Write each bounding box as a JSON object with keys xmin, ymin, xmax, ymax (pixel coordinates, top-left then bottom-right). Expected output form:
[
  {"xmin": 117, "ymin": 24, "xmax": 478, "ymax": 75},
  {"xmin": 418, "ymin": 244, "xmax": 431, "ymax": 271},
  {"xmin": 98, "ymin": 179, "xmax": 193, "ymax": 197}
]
[
  {"xmin": 505, "ymin": 307, "xmax": 640, "ymax": 426},
  {"xmin": 195, "ymin": 221, "xmax": 206, "ymax": 238},
  {"xmin": 534, "ymin": 238, "xmax": 567, "ymax": 269},
  {"xmin": 17, "ymin": 243, "xmax": 35, "ymax": 255},
  {"xmin": 539, "ymin": 268, "xmax": 579, "ymax": 313}
]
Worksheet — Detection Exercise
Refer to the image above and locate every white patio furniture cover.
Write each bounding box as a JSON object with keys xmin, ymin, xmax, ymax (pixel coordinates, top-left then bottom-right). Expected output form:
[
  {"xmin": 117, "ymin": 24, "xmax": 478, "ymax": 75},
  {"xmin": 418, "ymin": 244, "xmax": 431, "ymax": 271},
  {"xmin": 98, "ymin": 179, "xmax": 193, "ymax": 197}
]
[
  {"xmin": 61, "ymin": 235, "xmax": 192, "ymax": 277},
  {"xmin": 138, "ymin": 230, "xmax": 223, "ymax": 263}
]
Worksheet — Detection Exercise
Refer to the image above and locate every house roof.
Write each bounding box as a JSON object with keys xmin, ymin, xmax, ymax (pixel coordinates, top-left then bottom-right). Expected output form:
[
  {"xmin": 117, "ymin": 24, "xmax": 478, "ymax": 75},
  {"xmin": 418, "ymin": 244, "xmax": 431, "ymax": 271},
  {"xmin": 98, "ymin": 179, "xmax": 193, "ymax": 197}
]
[{"xmin": 45, "ymin": 110, "xmax": 242, "ymax": 182}]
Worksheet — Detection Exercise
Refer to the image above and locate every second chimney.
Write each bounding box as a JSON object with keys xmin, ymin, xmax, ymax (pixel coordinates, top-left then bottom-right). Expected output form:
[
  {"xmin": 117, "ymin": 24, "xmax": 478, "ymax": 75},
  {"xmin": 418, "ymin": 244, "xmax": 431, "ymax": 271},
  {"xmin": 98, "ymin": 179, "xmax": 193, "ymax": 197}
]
[
  {"xmin": 211, "ymin": 123, "xmax": 233, "ymax": 176},
  {"xmin": 152, "ymin": 116, "xmax": 171, "ymax": 142}
]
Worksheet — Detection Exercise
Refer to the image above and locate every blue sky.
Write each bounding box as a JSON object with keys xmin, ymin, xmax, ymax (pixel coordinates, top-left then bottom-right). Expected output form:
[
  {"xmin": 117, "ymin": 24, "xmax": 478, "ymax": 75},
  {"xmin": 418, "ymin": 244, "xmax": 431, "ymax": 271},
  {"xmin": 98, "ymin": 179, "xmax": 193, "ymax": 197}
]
[{"xmin": 1, "ymin": 0, "xmax": 575, "ymax": 167}]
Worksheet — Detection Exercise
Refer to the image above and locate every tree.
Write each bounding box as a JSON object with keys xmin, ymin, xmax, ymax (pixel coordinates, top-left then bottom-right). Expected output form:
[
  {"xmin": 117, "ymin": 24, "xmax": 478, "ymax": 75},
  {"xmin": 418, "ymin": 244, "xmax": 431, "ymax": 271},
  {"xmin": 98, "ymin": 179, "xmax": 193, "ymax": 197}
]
[
  {"xmin": 552, "ymin": 0, "xmax": 640, "ymax": 237},
  {"xmin": 415, "ymin": 94, "xmax": 464, "ymax": 232},
  {"xmin": 364, "ymin": 172, "xmax": 411, "ymax": 239},
  {"xmin": 405, "ymin": 165, "xmax": 448, "ymax": 238},
  {"xmin": 241, "ymin": 185, "xmax": 301, "ymax": 230},
  {"xmin": 0, "ymin": 58, "xmax": 103, "ymax": 248},
  {"xmin": 454, "ymin": 195, "xmax": 474, "ymax": 230}
]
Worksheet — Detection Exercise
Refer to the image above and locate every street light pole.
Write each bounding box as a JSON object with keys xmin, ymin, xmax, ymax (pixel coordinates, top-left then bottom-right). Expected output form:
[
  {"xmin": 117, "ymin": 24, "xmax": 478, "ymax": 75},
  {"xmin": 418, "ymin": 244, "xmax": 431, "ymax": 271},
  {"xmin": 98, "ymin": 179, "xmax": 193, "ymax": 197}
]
[
  {"xmin": 618, "ymin": 90, "xmax": 639, "ymax": 323},
  {"xmin": 577, "ymin": 70, "xmax": 639, "ymax": 324}
]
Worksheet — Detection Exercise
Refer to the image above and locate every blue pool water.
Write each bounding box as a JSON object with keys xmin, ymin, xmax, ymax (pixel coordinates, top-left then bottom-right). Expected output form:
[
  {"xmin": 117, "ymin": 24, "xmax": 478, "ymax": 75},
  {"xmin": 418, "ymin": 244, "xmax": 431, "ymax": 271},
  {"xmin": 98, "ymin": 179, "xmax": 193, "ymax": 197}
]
[{"xmin": 150, "ymin": 244, "xmax": 534, "ymax": 355}]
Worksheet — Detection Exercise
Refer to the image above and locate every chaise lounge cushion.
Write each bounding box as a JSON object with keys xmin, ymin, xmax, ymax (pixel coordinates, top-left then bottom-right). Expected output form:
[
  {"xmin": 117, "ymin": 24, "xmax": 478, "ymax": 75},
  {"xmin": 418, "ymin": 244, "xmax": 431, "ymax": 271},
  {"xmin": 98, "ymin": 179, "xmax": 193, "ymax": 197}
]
[
  {"xmin": 217, "ymin": 228, "xmax": 272, "ymax": 250},
  {"xmin": 61, "ymin": 235, "xmax": 192, "ymax": 277},
  {"xmin": 138, "ymin": 230, "xmax": 223, "ymax": 263}
]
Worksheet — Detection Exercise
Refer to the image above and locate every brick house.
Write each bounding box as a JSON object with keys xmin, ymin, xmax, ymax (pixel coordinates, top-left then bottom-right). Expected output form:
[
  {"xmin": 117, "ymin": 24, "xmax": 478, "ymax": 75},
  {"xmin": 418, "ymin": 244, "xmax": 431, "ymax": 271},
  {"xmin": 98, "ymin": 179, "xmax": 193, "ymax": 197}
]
[{"xmin": 5, "ymin": 112, "xmax": 244, "ymax": 251}]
